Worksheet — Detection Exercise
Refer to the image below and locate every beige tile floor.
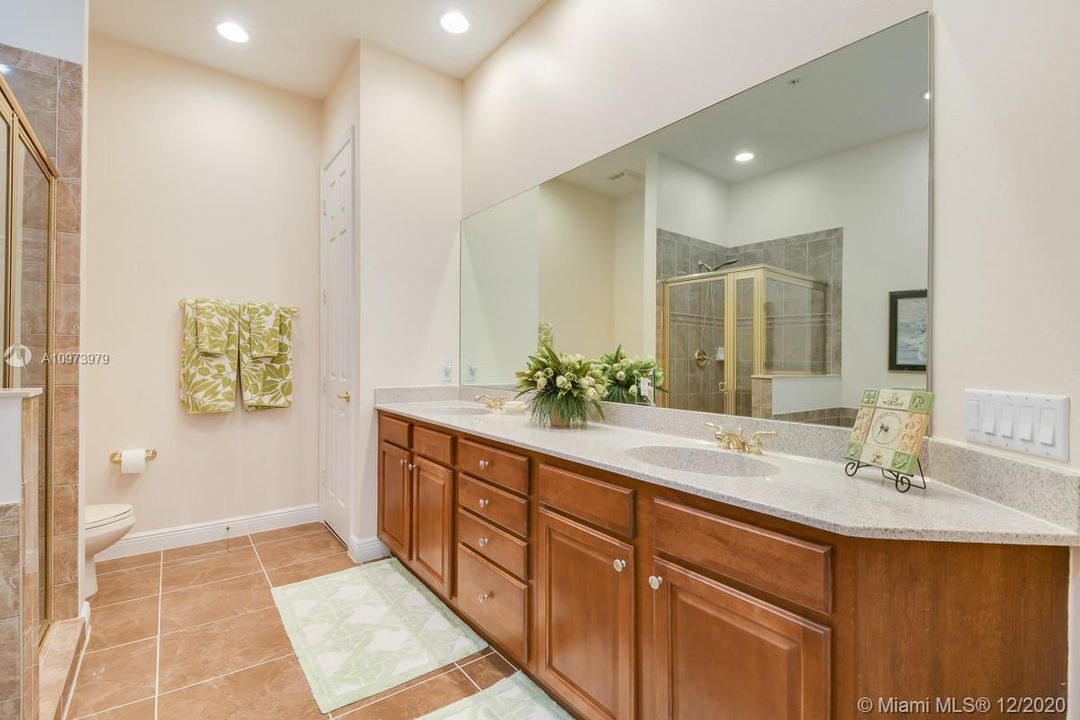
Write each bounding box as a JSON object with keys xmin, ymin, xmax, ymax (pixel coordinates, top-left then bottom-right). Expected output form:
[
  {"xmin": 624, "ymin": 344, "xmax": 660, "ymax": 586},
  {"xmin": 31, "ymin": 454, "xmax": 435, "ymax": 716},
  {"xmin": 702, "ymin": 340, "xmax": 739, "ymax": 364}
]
[{"xmin": 70, "ymin": 523, "xmax": 516, "ymax": 719}]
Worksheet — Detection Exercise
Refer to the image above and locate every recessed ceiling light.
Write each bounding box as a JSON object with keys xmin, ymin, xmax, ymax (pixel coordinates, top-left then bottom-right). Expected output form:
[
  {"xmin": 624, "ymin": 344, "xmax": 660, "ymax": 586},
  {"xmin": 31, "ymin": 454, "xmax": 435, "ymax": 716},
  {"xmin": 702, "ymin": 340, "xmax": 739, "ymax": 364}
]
[
  {"xmin": 440, "ymin": 11, "xmax": 470, "ymax": 34},
  {"xmin": 216, "ymin": 22, "xmax": 249, "ymax": 43},
  {"xmin": 923, "ymin": 90, "xmax": 931, "ymax": 100},
  {"xmin": 734, "ymin": 151, "xmax": 755, "ymax": 163}
]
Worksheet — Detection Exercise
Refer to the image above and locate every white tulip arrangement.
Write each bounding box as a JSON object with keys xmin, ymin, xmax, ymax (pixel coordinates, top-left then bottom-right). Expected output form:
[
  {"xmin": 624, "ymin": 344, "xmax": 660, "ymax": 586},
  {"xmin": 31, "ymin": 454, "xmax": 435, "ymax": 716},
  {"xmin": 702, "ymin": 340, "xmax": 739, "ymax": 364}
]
[
  {"xmin": 595, "ymin": 346, "xmax": 665, "ymax": 405},
  {"xmin": 515, "ymin": 344, "xmax": 609, "ymax": 427}
]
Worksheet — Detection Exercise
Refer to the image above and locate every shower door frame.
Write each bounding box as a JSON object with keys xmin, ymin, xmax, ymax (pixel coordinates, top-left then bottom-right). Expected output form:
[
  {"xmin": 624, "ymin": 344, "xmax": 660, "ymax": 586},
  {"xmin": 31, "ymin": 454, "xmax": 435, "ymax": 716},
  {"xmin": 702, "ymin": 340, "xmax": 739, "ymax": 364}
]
[
  {"xmin": 658, "ymin": 264, "xmax": 826, "ymax": 415},
  {"xmin": 1, "ymin": 72, "xmax": 59, "ymax": 643}
]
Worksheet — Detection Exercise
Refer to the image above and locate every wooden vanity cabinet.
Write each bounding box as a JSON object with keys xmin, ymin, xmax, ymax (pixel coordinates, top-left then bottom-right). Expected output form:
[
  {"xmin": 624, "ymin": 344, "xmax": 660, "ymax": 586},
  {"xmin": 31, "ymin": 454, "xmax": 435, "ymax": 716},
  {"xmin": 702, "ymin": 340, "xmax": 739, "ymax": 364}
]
[
  {"xmin": 536, "ymin": 508, "xmax": 635, "ymax": 720},
  {"xmin": 377, "ymin": 440, "xmax": 411, "ymax": 558},
  {"xmin": 376, "ymin": 419, "xmax": 456, "ymax": 599},
  {"xmin": 411, "ymin": 457, "xmax": 453, "ymax": 597},
  {"xmin": 647, "ymin": 557, "xmax": 830, "ymax": 720},
  {"xmin": 377, "ymin": 411, "xmax": 1070, "ymax": 720}
]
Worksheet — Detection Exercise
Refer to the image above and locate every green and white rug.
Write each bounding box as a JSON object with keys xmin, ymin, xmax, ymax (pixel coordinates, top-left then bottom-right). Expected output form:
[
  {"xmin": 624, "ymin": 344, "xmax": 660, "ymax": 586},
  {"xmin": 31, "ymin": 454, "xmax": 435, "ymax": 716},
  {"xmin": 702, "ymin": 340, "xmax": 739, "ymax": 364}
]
[
  {"xmin": 272, "ymin": 557, "xmax": 486, "ymax": 713},
  {"xmin": 419, "ymin": 672, "xmax": 574, "ymax": 720}
]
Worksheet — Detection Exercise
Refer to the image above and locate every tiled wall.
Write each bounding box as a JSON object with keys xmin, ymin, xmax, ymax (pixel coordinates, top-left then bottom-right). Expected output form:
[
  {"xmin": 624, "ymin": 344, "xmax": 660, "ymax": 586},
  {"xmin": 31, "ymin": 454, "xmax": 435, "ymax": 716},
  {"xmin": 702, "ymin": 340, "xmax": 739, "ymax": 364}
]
[
  {"xmin": 1, "ymin": 44, "xmax": 83, "ymax": 622},
  {"xmin": 0, "ymin": 396, "xmax": 41, "ymax": 720},
  {"xmin": 657, "ymin": 227, "xmax": 843, "ymax": 415}
]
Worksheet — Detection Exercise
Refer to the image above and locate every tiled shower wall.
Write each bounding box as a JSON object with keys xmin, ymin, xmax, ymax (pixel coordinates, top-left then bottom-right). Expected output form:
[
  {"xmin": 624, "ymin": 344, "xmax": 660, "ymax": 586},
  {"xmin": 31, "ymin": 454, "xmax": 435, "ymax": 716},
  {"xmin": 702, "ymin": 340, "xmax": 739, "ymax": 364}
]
[
  {"xmin": 1, "ymin": 44, "xmax": 83, "ymax": 621},
  {"xmin": 657, "ymin": 227, "xmax": 843, "ymax": 413}
]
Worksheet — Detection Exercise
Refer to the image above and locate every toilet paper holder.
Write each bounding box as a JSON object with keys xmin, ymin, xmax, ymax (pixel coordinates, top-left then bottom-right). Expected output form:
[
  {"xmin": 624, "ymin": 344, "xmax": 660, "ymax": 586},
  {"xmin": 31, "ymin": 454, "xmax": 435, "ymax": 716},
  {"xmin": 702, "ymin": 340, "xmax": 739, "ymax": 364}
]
[{"xmin": 109, "ymin": 449, "xmax": 158, "ymax": 464}]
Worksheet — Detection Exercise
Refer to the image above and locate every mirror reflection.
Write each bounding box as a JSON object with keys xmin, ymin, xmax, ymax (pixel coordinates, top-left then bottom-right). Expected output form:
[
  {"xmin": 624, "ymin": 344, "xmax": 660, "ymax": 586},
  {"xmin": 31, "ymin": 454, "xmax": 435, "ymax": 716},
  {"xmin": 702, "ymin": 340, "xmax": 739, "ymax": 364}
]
[{"xmin": 461, "ymin": 15, "xmax": 930, "ymax": 428}]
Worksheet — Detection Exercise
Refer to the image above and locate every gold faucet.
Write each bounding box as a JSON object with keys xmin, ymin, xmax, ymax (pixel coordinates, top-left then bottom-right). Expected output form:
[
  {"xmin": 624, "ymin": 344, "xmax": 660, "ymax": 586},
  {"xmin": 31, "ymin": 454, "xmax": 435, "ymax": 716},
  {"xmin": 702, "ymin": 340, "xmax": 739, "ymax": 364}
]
[
  {"xmin": 474, "ymin": 394, "xmax": 506, "ymax": 411},
  {"xmin": 705, "ymin": 424, "xmax": 777, "ymax": 455}
]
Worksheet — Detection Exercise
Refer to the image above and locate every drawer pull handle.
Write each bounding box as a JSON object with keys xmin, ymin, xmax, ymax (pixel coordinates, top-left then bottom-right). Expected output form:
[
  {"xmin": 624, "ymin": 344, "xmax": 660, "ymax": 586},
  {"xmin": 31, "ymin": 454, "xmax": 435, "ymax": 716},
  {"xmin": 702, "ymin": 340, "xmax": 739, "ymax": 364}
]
[
  {"xmin": 648, "ymin": 575, "xmax": 663, "ymax": 591},
  {"xmin": 478, "ymin": 459, "xmax": 490, "ymax": 470},
  {"xmin": 478, "ymin": 498, "xmax": 490, "ymax": 509},
  {"xmin": 613, "ymin": 559, "xmax": 627, "ymax": 573},
  {"xmin": 478, "ymin": 592, "xmax": 491, "ymax": 604},
  {"xmin": 478, "ymin": 537, "xmax": 490, "ymax": 548}
]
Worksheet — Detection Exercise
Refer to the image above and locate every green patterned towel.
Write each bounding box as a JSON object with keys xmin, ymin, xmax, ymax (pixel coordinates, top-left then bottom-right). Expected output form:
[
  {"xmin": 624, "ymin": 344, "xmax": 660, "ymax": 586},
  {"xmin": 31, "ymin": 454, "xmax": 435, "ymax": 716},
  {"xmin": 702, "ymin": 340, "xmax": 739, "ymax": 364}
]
[
  {"xmin": 240, "ymin": 304, "xmax": 294, "ymax": 411},
  {"xmin": 194, "ymin": 297, "xmax": 233, "ymax": 355},
  {"xmin": 180, "ymin": 298, "xmax": 239, "ymax": 414},
  {"xmin": 418, "ymin": 673, "xmax": 573, "ymax": 720},
  {"xmin": 245, "ymin": 301, "xmax": 282, "ymax": 358}
]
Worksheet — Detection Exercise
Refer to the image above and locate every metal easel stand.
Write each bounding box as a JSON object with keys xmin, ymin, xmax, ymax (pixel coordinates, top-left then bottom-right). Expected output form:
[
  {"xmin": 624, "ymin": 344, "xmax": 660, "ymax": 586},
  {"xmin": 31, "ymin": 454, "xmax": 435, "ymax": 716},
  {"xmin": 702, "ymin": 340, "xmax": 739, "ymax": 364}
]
[{"xmin": 844, "ymin": 457, "xmax": 927, "ymax": 494}]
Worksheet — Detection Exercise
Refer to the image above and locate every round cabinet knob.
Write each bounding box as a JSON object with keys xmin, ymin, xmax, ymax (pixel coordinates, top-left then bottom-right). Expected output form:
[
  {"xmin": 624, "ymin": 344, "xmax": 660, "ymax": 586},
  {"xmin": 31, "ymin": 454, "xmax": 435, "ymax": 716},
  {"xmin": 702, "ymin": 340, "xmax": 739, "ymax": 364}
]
[
  {"xmin": 613, "ymin": 559, "xmax": 627, "ymax": 573},
  {"xmin": 648, "ymin": 575, "xmax": 663, "ymax": 591},
  {"xmin": 478, "ymin": 498, "xmax": 490, "ymax": 509},
  {"xmin": 478, "ymin": 537, "xmax": 490, "ymax": 548},
  {"xmin": 478, "ymin": 459, "xmax": 490, "ymax": 470},
  {"xmin": 407, "ymin": 462, "xmax": 415, "ymax": 472},
  {"xmin": 478, "ymin": 592, "xmax": 491, "ymax": 604},
  {"xmin": 398, "ymin": 458, "xmax": 404, "ymax": 467}
]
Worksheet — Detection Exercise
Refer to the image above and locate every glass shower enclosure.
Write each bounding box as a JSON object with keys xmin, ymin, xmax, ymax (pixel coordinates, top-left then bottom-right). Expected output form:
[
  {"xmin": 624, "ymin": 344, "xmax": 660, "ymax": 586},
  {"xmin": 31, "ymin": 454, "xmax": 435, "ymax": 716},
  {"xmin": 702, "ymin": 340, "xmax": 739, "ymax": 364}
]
[{"xmin": 659, "ymin": 264, "xmax": 829, "ymax": 415}]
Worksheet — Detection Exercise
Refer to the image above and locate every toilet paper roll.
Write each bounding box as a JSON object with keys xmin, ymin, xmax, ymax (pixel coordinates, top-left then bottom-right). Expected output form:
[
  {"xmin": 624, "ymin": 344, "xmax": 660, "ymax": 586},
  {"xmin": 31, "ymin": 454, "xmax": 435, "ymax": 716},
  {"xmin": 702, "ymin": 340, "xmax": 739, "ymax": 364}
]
[{"xmin": 120, "ymin": 449, "xmax": 147, "ymax": 474}]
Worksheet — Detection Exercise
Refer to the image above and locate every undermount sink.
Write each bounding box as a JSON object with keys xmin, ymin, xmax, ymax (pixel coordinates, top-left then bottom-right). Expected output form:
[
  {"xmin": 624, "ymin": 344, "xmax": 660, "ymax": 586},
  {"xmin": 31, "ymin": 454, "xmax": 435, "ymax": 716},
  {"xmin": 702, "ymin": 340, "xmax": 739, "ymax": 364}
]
[
  {"xmin": 626, "ymin": 445, "xmax": 780, "ymax": 477},
  {"xmin": 423, "ymin": 406, "xmax": 491, "ymax": 416}
]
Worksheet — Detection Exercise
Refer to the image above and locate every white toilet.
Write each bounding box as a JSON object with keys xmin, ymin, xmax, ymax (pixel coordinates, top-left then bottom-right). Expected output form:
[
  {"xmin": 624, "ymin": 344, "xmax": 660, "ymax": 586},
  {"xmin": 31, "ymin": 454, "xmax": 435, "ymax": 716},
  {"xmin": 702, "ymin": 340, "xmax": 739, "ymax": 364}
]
[{"xmin": 84, "ymin": 503, "xmax": 136, "ymax": 598}]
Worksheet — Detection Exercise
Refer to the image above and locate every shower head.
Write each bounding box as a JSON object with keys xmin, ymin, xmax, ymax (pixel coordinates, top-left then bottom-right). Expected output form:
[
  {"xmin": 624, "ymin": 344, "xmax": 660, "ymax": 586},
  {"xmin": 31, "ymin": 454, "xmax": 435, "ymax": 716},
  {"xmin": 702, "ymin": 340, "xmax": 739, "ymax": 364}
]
[{"xmin": 697, "ymin": 258, "xmax": 739, "ymax": 273}]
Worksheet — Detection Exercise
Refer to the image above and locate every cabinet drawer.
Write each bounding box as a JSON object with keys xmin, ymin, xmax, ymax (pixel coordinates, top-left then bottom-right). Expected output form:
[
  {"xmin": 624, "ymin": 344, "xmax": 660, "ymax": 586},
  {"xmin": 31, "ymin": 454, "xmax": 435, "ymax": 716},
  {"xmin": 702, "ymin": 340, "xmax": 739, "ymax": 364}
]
[
  {"xmin": 459, "ymin": 439, "xmax": 529, "ymax": 494},
  {"xmin": 379, "ymin": 415, "xmax": 410, "ymax": 449},
  {"xmin": 413, "ymin": 426, "xmax": 454, "ymax": 466},
  {"xmin": 538, "ymin": 464, "xmax": 634, "ymax": 538},
  {"xmin": 457, "ymin": 508, "xmax": 527, "ymax": 580},
  {"xmin": 456, "ymin": 544, "xmax": 528, "ymax": 661},
  {"xmin": 653, "ymin": 499, "xmax": 832, "ymax": 614},
  {"xmin": 458, "ymin": 475, "xmax": 528, "ymax": 538}
]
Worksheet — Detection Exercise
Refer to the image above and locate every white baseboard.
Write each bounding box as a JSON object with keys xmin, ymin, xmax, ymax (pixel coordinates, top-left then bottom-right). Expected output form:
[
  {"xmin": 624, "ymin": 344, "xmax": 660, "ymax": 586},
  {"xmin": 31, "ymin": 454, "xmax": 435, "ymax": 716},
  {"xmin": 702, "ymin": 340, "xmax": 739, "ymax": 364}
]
[
  {"xmin": 97, "ymin": 504, "xmax": 321, "ymax": 561},
  {"xmin": 349, "ymin": 534, "xmax": 390, "ymax": 564}
]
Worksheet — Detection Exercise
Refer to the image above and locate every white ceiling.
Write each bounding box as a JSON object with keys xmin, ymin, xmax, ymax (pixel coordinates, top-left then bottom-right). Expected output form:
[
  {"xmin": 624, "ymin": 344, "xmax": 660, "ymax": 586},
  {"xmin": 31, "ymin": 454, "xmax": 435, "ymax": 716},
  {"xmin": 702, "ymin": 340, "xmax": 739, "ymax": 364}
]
[
  {"xmin": 560, "ymin": 16, "xmax": 930, "ymax": 197},
  {"xmin": 89, "ymin": 0, "xmax": 547, "ymax": 98}
]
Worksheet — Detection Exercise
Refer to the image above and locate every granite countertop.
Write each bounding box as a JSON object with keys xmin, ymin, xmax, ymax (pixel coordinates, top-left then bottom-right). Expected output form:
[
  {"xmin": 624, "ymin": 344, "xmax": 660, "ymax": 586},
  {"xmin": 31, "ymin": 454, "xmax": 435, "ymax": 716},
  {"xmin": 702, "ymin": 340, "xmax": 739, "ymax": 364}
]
[{"xmin": 376, "ymin": 400, "xmax": 1080, "ymax": 546}]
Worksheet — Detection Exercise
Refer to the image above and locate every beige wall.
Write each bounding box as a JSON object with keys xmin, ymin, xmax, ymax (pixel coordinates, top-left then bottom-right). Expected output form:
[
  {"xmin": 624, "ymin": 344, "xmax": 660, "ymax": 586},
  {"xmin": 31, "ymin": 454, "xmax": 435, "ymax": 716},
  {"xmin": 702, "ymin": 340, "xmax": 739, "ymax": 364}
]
[
  {"xmin": 932, "ymin": 0, "xmax": 1080, "ymax": 467},
  {"xmin": 83, "ymin": 36, "xmax": 322, "ymax": 532},
  {"xmin": 322, "ymin": 43, "xmax": 463, "ymax": 543}
]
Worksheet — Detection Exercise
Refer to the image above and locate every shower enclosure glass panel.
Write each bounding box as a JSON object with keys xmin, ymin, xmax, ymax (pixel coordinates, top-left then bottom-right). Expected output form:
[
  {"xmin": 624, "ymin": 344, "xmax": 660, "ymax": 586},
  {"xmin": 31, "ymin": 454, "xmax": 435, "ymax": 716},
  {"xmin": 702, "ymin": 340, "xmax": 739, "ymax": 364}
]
[
  {"xmin": 664, "ymin": 278, "xmax": 726, "ymax": 413},
  {"xmin": 735, "ymin": 276, "xmax": 755, "ymax": 417},
  {"xmin": 764, "ymin": 277, "xmax": 829, "ymax": 375},
  {"xmin": 661, "ymin": 265, "xmax": 829, "ymax": 415},
  {"xmin": 20, "ymin": 146, "xmax": 51, "ymax": 639}
]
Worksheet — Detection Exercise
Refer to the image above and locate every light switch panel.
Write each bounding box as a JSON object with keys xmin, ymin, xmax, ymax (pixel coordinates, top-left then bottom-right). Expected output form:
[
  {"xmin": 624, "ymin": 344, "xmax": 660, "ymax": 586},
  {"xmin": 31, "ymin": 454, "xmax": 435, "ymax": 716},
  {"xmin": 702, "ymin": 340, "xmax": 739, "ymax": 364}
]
[{"xmin": 964, "ymin": 389, "xmax": 1069, "ymax": 460}]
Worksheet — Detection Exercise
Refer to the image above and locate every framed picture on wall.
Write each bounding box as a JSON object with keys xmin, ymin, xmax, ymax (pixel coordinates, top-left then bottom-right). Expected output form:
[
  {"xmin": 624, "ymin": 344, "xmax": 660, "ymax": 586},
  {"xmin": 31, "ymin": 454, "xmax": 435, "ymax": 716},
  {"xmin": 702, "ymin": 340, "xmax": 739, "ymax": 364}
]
[{"xmin": 889, "ymin": 290, "xmax": 928, "ymax": 372}]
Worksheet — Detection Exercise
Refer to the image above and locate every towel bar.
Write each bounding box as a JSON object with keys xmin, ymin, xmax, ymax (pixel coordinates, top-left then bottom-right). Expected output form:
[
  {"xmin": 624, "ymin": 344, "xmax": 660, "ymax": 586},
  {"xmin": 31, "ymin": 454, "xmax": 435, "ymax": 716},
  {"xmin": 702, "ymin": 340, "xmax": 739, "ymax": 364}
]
[{"xmin": 178, "ymin": 299, "xmax": 299, "ymax": 316}]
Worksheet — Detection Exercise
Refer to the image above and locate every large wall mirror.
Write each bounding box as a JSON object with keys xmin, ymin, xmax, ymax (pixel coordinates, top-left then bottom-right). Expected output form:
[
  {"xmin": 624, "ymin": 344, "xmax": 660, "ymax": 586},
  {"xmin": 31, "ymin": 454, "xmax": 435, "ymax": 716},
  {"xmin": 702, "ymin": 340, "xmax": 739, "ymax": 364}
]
[{"xmin": 461, "ymin": 14, "xmax": 930, "ymax": 428}]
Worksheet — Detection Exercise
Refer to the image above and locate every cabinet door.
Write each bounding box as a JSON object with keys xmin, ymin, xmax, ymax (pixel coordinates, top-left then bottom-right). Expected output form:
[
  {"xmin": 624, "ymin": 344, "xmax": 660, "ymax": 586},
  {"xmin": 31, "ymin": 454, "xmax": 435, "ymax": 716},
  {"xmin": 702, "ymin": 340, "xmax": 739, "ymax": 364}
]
[
  {"xmin": 411, "ymin": 457, "xmax": 453, "ymax": 598},
  {"xmin": 537, "ymin": 508, "xmax": 635, "ymax": 720},
  {"xmin": 647, "ymin": 557, "xmax": 830, "ymax": 720},
  {"xmin": 378, "ymin": 441, "xmax": 411, "ymax": 558}
]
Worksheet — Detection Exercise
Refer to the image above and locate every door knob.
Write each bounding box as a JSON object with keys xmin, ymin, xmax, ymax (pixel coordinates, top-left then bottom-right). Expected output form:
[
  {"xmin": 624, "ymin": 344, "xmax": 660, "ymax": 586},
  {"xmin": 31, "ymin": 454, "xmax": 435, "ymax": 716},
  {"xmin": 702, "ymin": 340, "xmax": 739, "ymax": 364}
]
[
  {"xmin": 338, "ymin": 391, "xmax": 351, "ymax": 402},
  {"xmin": 613, "ymin": 559, "xmax": 627, "ymax": 573},
  {"xmin": 648, "ymin": 575, "xmax": 663, "ymax": 591}
]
